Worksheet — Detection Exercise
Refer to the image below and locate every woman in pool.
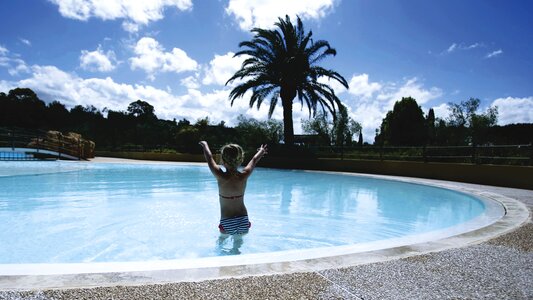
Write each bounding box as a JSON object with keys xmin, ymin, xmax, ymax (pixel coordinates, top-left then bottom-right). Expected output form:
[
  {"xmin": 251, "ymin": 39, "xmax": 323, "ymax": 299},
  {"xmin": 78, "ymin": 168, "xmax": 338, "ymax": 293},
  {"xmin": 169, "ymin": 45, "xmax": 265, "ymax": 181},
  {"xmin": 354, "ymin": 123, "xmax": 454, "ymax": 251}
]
[{"xmin": 199, "ymin": 141, "xmax": 268, "ymax": 235}]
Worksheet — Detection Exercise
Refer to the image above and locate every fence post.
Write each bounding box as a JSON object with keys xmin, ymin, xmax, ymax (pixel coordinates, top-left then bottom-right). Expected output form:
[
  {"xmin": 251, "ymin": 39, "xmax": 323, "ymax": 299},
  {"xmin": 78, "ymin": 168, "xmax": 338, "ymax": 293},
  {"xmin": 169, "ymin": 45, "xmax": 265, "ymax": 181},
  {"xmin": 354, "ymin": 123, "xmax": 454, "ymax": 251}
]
[
  {"xmin": 471, "ymin": 143, "xmax": 476, "ymax": 164},
  {"xmin": 529, "ymin": 142, "xmax": 533, "ymax": 166},
  {"xmin": 423, "ymin": 145, "xmax": 427, "ymax": 163},
  {"xmin": 9, "ymin": 130, "xmax": 14, "ymax": 150},
  {"xmin": 57, "ymin": 134, "xmax": 61, "ymax": 160},
  {"xmin": 379, "ymin": 144, "xmax": 383, "ymax": 161}
]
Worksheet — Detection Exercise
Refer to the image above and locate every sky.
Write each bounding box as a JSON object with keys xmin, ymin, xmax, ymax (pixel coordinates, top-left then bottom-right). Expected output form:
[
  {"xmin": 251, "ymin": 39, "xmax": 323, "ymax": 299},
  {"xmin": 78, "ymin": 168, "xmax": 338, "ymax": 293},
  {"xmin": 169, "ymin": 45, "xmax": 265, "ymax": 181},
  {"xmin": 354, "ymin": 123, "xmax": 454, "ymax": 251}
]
[{"xmin": 1, "ymin": 0, "xmax": 532, "ymax": 143}]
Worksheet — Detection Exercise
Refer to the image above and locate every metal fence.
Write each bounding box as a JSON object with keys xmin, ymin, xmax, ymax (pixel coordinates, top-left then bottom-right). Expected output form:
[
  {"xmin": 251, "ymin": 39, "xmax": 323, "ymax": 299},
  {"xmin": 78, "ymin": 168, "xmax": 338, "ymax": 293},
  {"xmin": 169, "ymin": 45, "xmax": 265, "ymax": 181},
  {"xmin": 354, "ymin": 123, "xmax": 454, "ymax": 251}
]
[
  {"xmin": 94, "ymin": 142, "xmax": 533, "ymax": 166},
  {"xmin": 310, "ymin": 144, "xmax": 533, "ymax": 166}
]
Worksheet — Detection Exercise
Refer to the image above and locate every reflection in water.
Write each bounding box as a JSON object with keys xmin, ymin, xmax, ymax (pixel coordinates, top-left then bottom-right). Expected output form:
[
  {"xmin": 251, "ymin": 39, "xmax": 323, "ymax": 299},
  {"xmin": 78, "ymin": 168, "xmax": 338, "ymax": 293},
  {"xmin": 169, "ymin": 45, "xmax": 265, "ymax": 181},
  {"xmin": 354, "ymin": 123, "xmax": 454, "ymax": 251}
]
[
  {"xmin": 373, "ymin": 180, "xmax": 484, "ymax": 236},
  {"xmin": 353, "ymin": 188, "xmax": 380, "ymax": 224},
  {"xmin": 217, "ymin": 234, "xmax": 245, "ymax": 255},
  {"xmin": 280, "ymin": 182, "xmax": 292, "ymax": 214}
]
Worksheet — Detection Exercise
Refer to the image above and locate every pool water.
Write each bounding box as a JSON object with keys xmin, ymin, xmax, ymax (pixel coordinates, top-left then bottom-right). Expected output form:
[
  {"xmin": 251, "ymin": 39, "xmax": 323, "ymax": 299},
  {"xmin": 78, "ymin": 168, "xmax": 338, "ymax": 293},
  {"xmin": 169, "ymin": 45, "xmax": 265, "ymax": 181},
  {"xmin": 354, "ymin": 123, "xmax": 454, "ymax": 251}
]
[{"xmin": 0, "ymin": 161, "xmax": 492, "ymax": 264}]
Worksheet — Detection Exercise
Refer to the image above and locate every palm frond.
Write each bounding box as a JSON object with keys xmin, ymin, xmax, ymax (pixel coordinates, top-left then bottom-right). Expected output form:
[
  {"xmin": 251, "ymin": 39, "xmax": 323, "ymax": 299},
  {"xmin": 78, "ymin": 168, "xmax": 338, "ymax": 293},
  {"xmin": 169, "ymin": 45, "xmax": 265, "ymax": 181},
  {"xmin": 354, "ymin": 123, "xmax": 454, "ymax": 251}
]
[
  {"xmin": 311, "ymin": 66, "xmax": 349, "ymax": 88},
  {"xmin": 300, "ymin": 92, "xmax": 314, "ymax": 118},
  {"xmin": 228, "ymin": 78, "xmax": 266, "ymax": 104},
  {"xmin": 307, "ymin": 40, "xmax": 336, "ymax": 64},
  {"xmin": 250, "ymin": 85, "xmax": 277, "ymax": 109},
  {"xmin": 268, "ymin": 92, "xmax": 280, "ymax": 118}
]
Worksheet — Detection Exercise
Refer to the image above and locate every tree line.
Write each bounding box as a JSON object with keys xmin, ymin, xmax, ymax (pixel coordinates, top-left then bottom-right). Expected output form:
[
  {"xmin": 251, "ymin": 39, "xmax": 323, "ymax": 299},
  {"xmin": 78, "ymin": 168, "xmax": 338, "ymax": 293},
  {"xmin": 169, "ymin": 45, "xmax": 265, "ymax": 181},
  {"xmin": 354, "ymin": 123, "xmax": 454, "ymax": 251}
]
[
  {"xmin": 374, "ymin": 96, "xmax": 531, "ymax": 146},
  {"xmin": 1, "ymin": 88, "xmax": 531, "ymax": 155},
  {"xmin": 0, "ymin": 88, "xmax": 283, "ymax": 154},
  {"xmin": 301, "ymin": 96, "xmax": 531, "ymax": 147}
]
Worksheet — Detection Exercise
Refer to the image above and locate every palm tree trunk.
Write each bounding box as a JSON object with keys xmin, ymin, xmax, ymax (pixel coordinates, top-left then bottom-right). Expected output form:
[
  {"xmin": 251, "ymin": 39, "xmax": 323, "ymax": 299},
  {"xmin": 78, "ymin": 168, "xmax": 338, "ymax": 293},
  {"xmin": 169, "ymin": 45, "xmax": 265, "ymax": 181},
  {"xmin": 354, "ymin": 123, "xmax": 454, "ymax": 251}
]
[{"xmin": 282, "ymin": 98, "xmax": 294, "ymax": 145}]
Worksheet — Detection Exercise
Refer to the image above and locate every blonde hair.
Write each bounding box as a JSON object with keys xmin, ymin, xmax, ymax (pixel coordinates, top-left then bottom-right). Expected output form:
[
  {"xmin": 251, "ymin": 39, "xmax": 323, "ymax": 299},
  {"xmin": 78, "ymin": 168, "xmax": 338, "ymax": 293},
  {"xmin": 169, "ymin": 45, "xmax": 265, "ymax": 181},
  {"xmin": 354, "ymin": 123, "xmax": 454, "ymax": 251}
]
[{"xmin": 220, "ymin": 144, "xmax": 244, "ymax": 169}]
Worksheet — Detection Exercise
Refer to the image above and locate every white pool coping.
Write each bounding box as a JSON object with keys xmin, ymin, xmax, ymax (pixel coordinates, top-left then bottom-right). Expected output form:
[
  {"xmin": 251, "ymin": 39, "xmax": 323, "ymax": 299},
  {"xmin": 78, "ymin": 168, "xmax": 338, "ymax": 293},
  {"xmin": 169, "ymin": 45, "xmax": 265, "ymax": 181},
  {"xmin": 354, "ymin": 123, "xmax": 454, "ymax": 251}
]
[{"xmin": 0, "ymin": 159, "xmax": 529, "ymax": 290}]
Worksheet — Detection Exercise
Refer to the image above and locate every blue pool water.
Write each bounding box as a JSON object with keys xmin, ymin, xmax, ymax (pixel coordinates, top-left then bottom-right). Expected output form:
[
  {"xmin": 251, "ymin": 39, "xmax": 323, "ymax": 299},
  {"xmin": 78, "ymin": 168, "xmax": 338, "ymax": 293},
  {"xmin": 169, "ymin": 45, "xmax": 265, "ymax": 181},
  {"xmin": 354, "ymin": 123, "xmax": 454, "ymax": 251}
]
[{"xmin": 0, "ymin": 161, "xmax": 489, "ymax": 264}]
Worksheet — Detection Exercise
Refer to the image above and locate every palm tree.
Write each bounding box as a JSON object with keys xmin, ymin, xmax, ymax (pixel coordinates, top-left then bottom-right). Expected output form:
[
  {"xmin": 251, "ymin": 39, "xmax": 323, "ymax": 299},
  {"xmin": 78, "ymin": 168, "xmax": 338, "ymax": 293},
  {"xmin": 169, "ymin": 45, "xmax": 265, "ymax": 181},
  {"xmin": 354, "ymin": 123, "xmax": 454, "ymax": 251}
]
[{"xmin": 226, "ymin": 15, "xmax": 348, "ymax": 145}]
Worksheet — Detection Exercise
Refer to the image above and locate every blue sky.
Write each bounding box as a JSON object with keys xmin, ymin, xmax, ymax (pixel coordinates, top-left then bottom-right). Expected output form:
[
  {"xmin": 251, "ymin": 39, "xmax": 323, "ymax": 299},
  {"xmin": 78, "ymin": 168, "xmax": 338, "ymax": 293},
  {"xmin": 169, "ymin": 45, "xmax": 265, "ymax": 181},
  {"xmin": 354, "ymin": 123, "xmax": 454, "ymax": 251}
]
[{"xmin": 1, "ymin": 0, "xmax": 532, "ymax": 142}]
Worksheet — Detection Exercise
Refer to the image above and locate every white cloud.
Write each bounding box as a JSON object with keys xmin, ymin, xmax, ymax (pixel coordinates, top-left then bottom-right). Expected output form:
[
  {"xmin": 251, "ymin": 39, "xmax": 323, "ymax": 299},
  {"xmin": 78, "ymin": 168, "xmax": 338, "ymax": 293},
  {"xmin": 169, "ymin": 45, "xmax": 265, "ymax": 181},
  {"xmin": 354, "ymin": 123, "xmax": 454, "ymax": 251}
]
[
  {"xmin": 225, "ymin": 0, "xmax": 337, "ymax": 31},
  {"xmin": 19, "ymin": 38, "xmax": 31, "ymax": 46},
  {"xmin": 121, "ymin": 21, "xmax": 140, "ymax": 33},
  {"xmin": 7, "ymin": 59, "xmax": 30, "ymax": 76},
  {"xmin": 80, "ymin": 46, "xmax": 116, "ymax": 72},
  {"xmin": 0, "ymin": 58, "xmax": 10, "ymax": 68},
  {"xmin": 11, "ymin": 64, "xmax": 195, "ymax": 118},
  {"xmin": 347, "ymin": 74, "xmax": 381, "ymax": 98},
  {"xmin": 444, "ymin": 42, "xmax": 484, "ymax": 55},
  {"xmin": 180, "ymin": 75, "xmax": 200, "ymax": 89},
  {"xmin": 491, "ymin": 97, "xmax": 533, "ymax": 125},
  {"xmin": 49, "ymin": 0, "xmax": 193, "ymax": 32},
  {"xmin": 485, "ymin": 49, "xmax": 503, "ymax": 59},
  {"xmin": 431, "ymin": 103, "xmax": 450, "ymax": 120},
  {"xmin": 376, "ymin": 77, "xmax": 443, "ymax": 106},
  {"xmin": 447, "ymin": 43, "xmax": 457, "ymax": 53},
  {"xmin": 465, "ymin": 43, "xmax": 481, "ymax": 50},
  {"xmin": 346, "ymin": 101, "xmax": 384, "ymax": 143},
  {"xmin": 130, "ymin": 37, "xmax": 198, "ymax": 80},
  {"xmin": 0, "ymin": 46, "xmax": 30, "ymax": 76},
  {"xmin": 202, "ymin": 52, "xmax": 246, "ymax": 86},
  {"xmin": 0, "ymin": 80, "xmax": 16, "ymax": 93}
]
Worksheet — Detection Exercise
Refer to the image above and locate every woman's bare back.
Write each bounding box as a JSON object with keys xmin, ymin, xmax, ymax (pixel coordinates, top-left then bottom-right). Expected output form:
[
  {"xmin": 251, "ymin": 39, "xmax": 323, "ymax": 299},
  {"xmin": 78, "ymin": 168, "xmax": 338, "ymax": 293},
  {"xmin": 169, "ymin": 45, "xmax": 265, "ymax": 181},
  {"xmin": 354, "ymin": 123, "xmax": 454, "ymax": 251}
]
[{"xmin": 217, "ymin": 171, "xmax": 249, "ymax": 218}]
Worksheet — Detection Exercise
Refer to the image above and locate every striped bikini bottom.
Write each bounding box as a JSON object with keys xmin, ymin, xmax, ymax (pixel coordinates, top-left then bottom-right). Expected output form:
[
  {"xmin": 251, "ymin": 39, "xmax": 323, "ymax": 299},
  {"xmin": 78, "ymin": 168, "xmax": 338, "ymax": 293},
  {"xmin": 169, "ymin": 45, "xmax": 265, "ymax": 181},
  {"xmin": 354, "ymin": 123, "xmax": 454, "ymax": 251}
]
[{"xmin": 219, "ymin": 215, "xmax": 251, "ymax": 235}]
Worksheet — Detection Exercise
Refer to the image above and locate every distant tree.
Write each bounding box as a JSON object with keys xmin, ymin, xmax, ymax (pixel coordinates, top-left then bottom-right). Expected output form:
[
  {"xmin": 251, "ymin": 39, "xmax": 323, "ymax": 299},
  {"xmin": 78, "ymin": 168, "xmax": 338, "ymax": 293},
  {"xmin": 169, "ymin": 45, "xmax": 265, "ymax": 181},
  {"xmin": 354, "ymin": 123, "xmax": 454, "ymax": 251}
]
[
  {"xmin": 172, "ymin": 117, "xmax": 240, "ymax": 153},
  {"xmin": 4, "ymin": 88, "xmax": 47, "ymax": 128},
  {"xmin": 69, "ymin": 105, "xmax": 105, "ymax": 142},
  {"xmin": 486, "ymin": 124, "xmax": 533, "ymax": 145},
  {"xmin": 426, "ymin": 108, "xmax": 436, "ymax": 145},
  {"xmin": 434, "ymin": 117, "xmax": 465, "ymax": 146},
  {"xmin": 195, "ymin": 117, "xmax": 210, "ymax": 129},
  {"xmin": 235, "ymin": 115, "xmax": 283, "ymax": 148},
  {"xmin": 0, "ymin": 92, "xmax": 9, "ymax": 127},
  {"xmin": 302, "ymin": 104, "xmax": 361, "ymax": 146},
  {"xmin": 46, "ymin": 101, "xmax": 69, "ymax": 130},
  {"xmin": 177, "ymin": 118, "xmax": 191, "ymax": 128},
  {"xmin": 301, "ymin": 112, "xmax": 331, "ymax": 145},
  {"xmin": 375, "ymin": 97, "xmax": 427, "ymax": 146},
  {"xmin": 226, "ymin": 15, "xmax": 348, "ymax": 145},
  {"xmin": 334, "ymin": 105, "xmax": 362, "ymax": 146},
  {"xmin": 127, "ymin": 100, "xmax": 156, "ymax": 121},
  {"xmin": 358, "ymin": 131, "xmax": 363, "ymax": 147},
  {"xmin": 106, "ymin": 109, "xmax": 135, "ymax": 147},
  {"xmin": 8, "ymin": 87, "xmax": 40, "ymax": 102},
  {"xmin": 175, "ymin": 125, "xmax": 200, "ymax": 153},
  {"xmin": 447, "ymin": 98, "xmax": 498, "ymax": 145}
]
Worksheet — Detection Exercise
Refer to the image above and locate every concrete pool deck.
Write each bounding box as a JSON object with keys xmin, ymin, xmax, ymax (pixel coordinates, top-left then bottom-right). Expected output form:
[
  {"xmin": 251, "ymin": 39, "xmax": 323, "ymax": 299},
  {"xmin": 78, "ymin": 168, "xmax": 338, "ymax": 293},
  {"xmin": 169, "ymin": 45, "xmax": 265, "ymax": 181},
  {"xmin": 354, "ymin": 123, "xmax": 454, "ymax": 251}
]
[{"xmin": 0, "ymin": 157, "xmax": 531, "ymax": 299}]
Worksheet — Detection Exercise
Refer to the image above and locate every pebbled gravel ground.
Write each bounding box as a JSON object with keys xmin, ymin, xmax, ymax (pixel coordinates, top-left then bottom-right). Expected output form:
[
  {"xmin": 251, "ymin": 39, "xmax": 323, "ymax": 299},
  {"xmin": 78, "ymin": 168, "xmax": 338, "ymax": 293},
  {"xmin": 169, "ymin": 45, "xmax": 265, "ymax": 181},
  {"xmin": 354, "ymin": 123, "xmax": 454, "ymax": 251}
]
[
  {"xmin": 1, "ymin": 181, "xmax": 531, "ymax": 300},
  {"xmin": 320, "ymin": 243, "xmax": 532, "ymax": 300}
]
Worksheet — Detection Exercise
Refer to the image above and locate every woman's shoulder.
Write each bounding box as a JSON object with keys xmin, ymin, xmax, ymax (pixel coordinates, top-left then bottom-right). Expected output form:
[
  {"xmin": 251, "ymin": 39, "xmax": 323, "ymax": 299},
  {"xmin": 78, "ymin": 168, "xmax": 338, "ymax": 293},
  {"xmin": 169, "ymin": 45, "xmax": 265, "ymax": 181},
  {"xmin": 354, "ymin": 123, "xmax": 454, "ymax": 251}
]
[{"xmin": 218, "ymin": 170, "xmax": 246, "ymax": 180}]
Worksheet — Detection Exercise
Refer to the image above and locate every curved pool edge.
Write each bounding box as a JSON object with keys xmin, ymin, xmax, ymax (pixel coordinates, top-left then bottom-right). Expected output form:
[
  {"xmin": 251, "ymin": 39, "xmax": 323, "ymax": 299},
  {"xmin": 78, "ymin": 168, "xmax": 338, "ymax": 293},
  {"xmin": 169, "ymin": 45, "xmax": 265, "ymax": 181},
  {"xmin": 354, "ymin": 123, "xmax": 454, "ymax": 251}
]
[{"xmin": 0, "ymin": 172, "xmax": 529, "ymax": 291}]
